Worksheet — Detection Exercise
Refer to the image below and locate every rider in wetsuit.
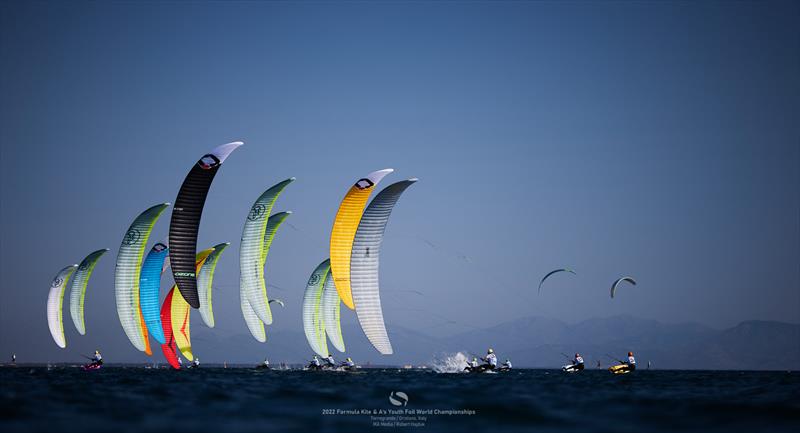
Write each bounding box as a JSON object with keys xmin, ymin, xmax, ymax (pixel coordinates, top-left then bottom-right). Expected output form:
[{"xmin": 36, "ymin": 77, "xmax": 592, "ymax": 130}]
[
  {"xmin": 464, "ymin": 357, "xmax": 480, "ymax": 372},
  {"xmin": 481, "ymin": 349, "xmax": 497, "ymax": 371},
  {"xmin": 90, "ymin": 350, "xmax": 103, "ymax": 366},
  {"xmin": 625, "ymin": 352, "xmax": 636, "ymax": 371},
  {"xmin": 573, "ymin": 353, "xmax": 585, "ymax": 371}
]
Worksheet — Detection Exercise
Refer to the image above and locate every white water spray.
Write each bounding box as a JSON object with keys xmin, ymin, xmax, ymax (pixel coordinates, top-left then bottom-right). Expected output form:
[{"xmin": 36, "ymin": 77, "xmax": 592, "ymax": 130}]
[{"xmin": 431, "ymin": 352, "xmax": 470, "ymax": 373}]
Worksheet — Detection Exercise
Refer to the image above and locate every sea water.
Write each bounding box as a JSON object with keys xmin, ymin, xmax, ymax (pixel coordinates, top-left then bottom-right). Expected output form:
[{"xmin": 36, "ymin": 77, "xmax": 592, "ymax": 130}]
[{"xmin": 1, "ymin": 365, "xmax": 798, "ymax": 433}]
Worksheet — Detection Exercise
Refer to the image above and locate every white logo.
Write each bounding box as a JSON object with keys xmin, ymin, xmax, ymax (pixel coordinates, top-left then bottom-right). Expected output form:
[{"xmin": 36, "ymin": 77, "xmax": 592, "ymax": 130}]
[{"xmin": 389, "ymin": 391, "xmax": 408, "ymax": 406}]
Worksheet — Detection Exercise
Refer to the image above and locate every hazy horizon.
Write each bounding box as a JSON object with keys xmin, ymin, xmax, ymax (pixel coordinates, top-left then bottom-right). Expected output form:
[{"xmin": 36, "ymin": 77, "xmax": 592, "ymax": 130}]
[{"xmin": 1, "ymin": 1, "xmax": 798, "ymax": 363}]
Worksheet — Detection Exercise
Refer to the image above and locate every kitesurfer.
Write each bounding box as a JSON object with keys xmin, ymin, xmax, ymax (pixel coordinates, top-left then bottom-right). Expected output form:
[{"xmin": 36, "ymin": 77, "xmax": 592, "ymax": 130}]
[
  {"xmin": 308, "ymin": 355, "xmax": 322, "ymax": 370},
  {"xmin": 500, "ymin": 359, "xmax": 512, "ymax": 371},
  {"xmin": 11, "ymin": 353, "xmax": 16, "ymax": 364},
  {"xmin": 610, "ymin": 352, "xmax": 636, "ymax": 373},
  {"xmin": 324, "ymin": 354, "xmax": 336, "ymax": 368},
  {"xmin": 341, "ymin": 357, "xmax": 355, "ymax": 370},
  {"xmin": 463, "ymin": 357, "xmax": 479, "ymax": 372},
  {"xmin": 90, "ymin": 350, "xmax": 103, "ymax": 366},
  {"xmin": 626, "ymin": 352, "xmax": 636, "ymax": 371},
  {"xmin": 573, "ymin": 353, "xmax": 585, "ymax": 371},
  {"xmin": 481, "ymin": 348, "xmax": 497, "ymax": 371},
  {"xmin": 261, "ymin": 358, "xmax": 271, "ymax": 369}
]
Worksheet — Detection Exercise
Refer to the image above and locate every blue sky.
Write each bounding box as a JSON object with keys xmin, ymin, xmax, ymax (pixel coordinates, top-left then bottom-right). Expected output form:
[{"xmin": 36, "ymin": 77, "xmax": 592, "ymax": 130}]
[{"xmin": 1, "ymin": 1, "xmax": 797, "ymax": 362}]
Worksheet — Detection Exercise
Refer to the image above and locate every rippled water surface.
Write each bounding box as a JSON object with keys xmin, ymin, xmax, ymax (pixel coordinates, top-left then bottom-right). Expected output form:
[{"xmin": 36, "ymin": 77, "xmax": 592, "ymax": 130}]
[{"xmin": 1, "ymin": 367, "xmax": 798, "ymax": 433}]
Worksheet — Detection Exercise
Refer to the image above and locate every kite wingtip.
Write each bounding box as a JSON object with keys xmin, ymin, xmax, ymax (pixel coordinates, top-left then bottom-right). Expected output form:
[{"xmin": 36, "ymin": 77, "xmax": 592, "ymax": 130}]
[{"xmin": 366, "ymin": 168, "xmax": 394, "ymax": 184}]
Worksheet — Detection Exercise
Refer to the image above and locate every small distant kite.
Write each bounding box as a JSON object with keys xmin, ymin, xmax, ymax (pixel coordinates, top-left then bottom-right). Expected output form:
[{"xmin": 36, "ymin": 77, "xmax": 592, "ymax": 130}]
[
  {"xmin": 538, "ymin": 269, "xmax": 577, "ymax": 294},
  {"xmin": 268, "ymin": 299, "xmax": 285, "ymax": 308},
  {"xmin": 610, "ymin": 277, "xmax": 637, "ymax": 298}
]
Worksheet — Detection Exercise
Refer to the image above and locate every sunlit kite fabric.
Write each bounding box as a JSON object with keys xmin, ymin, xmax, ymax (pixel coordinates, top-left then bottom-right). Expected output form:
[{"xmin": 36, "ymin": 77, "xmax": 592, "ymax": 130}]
[
  {"xmin": 68, "ymin": 249, "xmax": 108, "ymax": 335},
  {"xmin": 140, "ymin": 243, "xmax": 169, "ymax": 344},
  {"xmin": 198, "ymin": 242, "xmax": 230, "ymax": 328},
  {"xmin": 611, "ymin": 276, "xmax": 637, "ymax": 298},
  {"xmin": 322, "ymin": 274, "xmax": 345, "ymax": 353},
  {"xmin": 303, "ymin": 259, "xmax": 331, "ymax": 357},
  {"xmin": 257, "ymin": 211, "xmax": 290, "ymax": 311},
  {"xmin": 240, "ymin": 209, "xmax": 292, "ymax": 342},
  {"xmin": 115, "ymin": 203, "xmax": 169, "ymax": 353},
  {"xmin": 47, "ymin": 265, "xmax": 78, "ymax": 348},
  {"xmin": 170, "ymin": 286, "xmax": 193, "ymax": 361},
  {"xmin": 240, "ymin": 178, "xmax": 294, "ymax": 326},
  {"xmin": 170, "ymin": 141, "xmax": 242, "ymax": 309},
  {"xmin": 329, "ymin": 169, "xmax": 393, "ymax": 310},
  {"xmin": 240, "ymin": 292, "xmax": 265, "ymax": 343},
  {"xmin": 351, "ymin": 179, "xmax": 417, "ymax": 355},
  {"xmin": 170, "ymin": 248, "xmax": 214, "ymax": 361}
]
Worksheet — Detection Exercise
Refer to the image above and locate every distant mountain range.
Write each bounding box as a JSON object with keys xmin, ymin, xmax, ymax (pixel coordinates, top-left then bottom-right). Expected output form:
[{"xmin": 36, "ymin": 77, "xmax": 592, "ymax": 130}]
[{"xmin": 193, "ymin": 315, "xmax": 799, "ymax": 370}]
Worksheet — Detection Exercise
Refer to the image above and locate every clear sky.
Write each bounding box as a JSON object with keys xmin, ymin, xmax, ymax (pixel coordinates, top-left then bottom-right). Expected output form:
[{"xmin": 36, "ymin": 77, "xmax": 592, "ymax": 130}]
[{"xmin": 1, "ymin": 1, "xmax": 797, "ymax": 362}]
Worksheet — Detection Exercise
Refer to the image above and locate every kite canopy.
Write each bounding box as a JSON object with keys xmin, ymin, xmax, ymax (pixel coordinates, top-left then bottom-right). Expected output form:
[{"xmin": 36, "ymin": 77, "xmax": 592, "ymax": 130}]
[
  {"xmin": 170, "ymin": 286, "xmax": 193, "ymax": 361},
  {"xmin": 170, "ymin": 141, "xmax": 243, "ymax": 309},
  {"xmin": 115, "ymin": 203, "xmax": 169, "ymax": 354},
  {"xmin": 68, "ymin": 249, "xmax": 109, "ymax": 335},
  {"xmin": 170, "ymin": 248, "xmax": 215, "ymax": 361},
  {"xmin": 611, "ymin": 276, "xmax": 637, "ymax": 298},
  {"xmin": 351, "ymin": 179, "xmax": 417, "ymax": 355},
  {"xmin": 322, "ymin": 274, "xmax": 345, "ymax": 353},
  {"xmin": 537, "ymin": 268, "xmax": 577, "ymax": 294},
  {"xmin": 240, "ymin": 209, "xmax": 292, "ymax": 342},
  {"xmin": 139, "ymin": 243, "xmax": 169, "ymax": 344},
  {"xmin": 240, "ymin": 292, "xmax": 265, "ymax": 343},
  {"xmin": 268, "ymin": 299, "xmax": 285, "ymax": 308},
  {"xmin": 330, "ymin": 169, "xmax": 393, "ymax": 310},
  {"xmin": 253, "ymin": 211, "xmax": 291, "ymax": 323},
  {"xmin": 160, "ymin": 288, "xmax": 181, "ymax": 370},
  {"xmin": 47, "ymin": 265, "xmax": 78, "ymax": 348},
  {"xmin": 303, "ymin": 259, "xmax": 331, "ymax": 357},
  {"xmin": 239, "ymin": 179, "xmax": 294, "ymax": 326},
  {"xmin": 198, "ymin": 242, "xmax": 230, "ymax": 328}
]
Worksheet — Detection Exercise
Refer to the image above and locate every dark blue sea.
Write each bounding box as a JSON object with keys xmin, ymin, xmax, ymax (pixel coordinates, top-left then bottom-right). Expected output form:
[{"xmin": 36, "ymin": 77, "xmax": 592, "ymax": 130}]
[{"xmin": 1, "ymin": 366, "xmax": 798, "ymax": 433}]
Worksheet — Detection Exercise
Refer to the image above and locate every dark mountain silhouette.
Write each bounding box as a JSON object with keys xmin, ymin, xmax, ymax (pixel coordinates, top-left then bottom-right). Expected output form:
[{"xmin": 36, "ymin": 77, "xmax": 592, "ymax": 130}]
[
  {"xmin": 190, "ymin": 315, "xmax": 799, "ymax": 370},
  {"xmin": 440, "ymin": 315, "xmax": 798, "ymax": 370}
]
